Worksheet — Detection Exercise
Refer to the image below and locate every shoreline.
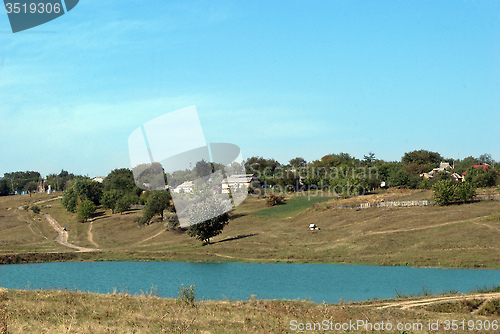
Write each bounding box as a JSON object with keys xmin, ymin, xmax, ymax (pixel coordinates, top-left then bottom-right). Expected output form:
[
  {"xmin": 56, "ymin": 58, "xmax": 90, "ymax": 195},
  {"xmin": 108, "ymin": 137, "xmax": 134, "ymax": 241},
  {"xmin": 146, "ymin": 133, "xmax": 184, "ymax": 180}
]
[{"xmin": 1, "ymin": 251, "xmax": 499, "ymax": 270}]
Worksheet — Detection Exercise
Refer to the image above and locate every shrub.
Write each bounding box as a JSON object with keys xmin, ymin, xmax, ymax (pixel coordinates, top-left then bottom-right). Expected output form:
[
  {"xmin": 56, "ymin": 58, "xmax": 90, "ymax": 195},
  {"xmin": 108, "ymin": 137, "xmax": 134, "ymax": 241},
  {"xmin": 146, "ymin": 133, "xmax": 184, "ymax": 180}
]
[
  {"xmin": 177, "ymin": 284, "xmax": 196, "ymax": 307},
  {"xmin": 432, "ymin": 180, "xmax": 476, "ymax": 205},
  {"xmin": 266, "ymin": 193, "xmax": 286, "ymax": 206},
  {"xmin": 30, "ymin": 205, "xmax": 40, "ymax": 214},
  {"xmin": 454, "ymin": 182, "xmax": 476, "ymax": 203}
]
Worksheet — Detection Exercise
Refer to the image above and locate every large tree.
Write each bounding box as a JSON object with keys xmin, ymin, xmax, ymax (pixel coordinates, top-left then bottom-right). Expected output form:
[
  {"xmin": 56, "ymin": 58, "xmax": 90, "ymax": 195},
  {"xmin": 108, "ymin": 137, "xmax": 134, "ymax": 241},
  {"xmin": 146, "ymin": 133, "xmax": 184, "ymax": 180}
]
[
  {"xmin": 140, "ymin": 190, "xmax": 172, "ymax": 224},
  {"xmin": 104, "ymin": 168, "xmax": 140, "ymax": 193},
  {"xmin": 289, "ymin": 157, "xmax": 307, "ymax": 168},
  {"xmin": 0, "ymin": 178, "xmax": 11, "ymax": 196},
  {"xmin": 61, "ymin": 179, "xmax": 103, "ymax": 212},
  {"xmin": 194, "ymin": 159, "xmax": 213, "ymax": 178},
  {"xmin": 402, "ymin": 149, "xmax": 443, "ymax": 175},
  {"xmin": 187, "ymin": 198, "xmax": 232, "ymax": 244},
  {"xmin": 100, "ymin": 189, "xmax": 121, "ymax": 214},
  {"xmin": 77, "ymin": 199, "xmax": 97, "ymax": 222}
]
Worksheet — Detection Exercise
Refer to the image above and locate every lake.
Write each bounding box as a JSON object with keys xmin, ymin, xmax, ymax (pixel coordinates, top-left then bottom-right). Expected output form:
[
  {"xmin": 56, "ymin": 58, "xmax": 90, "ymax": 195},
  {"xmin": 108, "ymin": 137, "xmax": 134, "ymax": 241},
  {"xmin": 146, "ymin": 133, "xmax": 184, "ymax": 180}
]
[{"xmin": 1, "ymin": 261, "xmax": 499, "ymax": 303}]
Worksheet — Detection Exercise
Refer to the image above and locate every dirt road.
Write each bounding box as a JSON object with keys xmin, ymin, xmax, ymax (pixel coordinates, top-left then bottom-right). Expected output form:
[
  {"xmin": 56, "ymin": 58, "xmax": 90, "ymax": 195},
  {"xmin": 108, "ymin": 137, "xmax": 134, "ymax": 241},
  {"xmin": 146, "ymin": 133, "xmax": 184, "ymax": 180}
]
[
  {"xmin": 43, "ymin": 213, "xmax": 99, "ymax": 252},
  {"xmin": 365, "ymin": 292, "xmax": 500, "ymax": 310}
]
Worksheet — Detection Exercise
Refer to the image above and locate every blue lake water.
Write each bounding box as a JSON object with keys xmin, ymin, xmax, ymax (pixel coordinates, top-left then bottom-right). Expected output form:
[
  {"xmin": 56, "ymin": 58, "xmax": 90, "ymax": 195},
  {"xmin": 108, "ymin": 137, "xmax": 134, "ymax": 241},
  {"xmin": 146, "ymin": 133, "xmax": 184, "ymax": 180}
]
[{"xmin": 0, "ymin": 262, "xmax": 499, "ymax": 303}]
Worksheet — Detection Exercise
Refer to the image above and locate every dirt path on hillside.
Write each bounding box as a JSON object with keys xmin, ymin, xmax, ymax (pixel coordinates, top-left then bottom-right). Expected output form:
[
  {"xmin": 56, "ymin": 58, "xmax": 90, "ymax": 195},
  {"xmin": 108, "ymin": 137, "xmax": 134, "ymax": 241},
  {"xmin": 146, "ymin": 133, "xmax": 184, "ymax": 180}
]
[
  {"xmin": 368, "ymin": 217, "xmax": 484, "ymax": 235},
  {"xmin": 34, "ymin": 196, "xmax": 62, "ymax": 205},
  {"xmin": 43, "ymin": 213, "xmax": 99, "ymax": 252},
  {"xmin": 87, "ymin": 221, "xmax": 99, "ymax": 248},
  {"xmin": 138, "ymin": 229, "xmax": 166, "ymax": 244},
  {"xmin": 366, "ymin": 292, "xmax": 500, "ymax": 310},
  {"xmin": 474, "ymin": 221, "xmax": 500, "ymax": 233},
  {"xmin": 17, "ymin": 196, "xmax": 62, "ymax": 210}
]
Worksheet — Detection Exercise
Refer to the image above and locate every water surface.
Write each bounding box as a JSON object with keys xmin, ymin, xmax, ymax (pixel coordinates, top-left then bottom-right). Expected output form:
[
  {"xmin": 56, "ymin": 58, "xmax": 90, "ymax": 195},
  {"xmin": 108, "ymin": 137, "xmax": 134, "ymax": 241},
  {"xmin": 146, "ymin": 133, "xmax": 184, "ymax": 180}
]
[{"xmin": 1, "ymin": 262, "xmax": 498, "ymax": 303}]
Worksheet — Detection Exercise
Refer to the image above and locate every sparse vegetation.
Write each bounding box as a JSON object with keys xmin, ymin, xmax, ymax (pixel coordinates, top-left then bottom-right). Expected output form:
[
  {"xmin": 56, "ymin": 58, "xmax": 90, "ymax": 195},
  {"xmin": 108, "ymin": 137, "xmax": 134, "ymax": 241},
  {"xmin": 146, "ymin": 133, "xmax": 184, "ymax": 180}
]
[
  {"xmin": 177, "ymin": 284, "xmax": 196, "ymax": 307},
  {"xmin": 1, "ymin": 288, "xmax": 498, "ymax": 333},
  {"xmin": 29, "ymin": 205, "xmax": 40, "ymax": 214},
  {"xmin": 265, "ymin": 193, "xmax": 286, "ymax": 206}
]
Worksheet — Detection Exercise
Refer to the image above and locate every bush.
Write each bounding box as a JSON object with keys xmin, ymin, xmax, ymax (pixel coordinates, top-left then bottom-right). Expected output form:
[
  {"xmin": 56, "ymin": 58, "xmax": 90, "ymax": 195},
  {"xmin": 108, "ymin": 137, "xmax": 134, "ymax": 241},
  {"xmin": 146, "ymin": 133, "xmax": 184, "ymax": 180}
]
[
  {"xmin": 432, "ymin": 180, "xmax": 456, "ymax": 205},
  {"xmin": 454, "ymin": 182, "xmax": 476, "ymax": 203},
  {"xmin": 432, "ymin": 180, "xmax": 476, "ymax": 205},
  {"xmin": 177, "ymin": 284, "xmax": 196, "ymax": 307},
  {"xmin": 266, "ymin": 193, "xmax": 286, "ymax": 206},
  {"xmin": 164, "ymin": 212, "xmax": 180, "ymax": 230},
  {"xmin": 30, "ymin": 205, "xmax": 40, "ymax": 214}
]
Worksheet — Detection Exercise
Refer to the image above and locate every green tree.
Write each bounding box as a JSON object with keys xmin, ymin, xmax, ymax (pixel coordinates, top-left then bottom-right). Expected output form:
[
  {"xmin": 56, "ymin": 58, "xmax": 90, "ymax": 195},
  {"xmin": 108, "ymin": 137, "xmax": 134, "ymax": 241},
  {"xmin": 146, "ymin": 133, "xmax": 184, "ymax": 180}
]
[
  {"xmin": 478, "ymin": 153, "xmax": 494, "ymax": 166},
  {"xmin": 115, "ymin": 195, "xmax": 135, "ymax": 215},
  {"xmin": 464, "ymin": 167, "xmax": 497, "ymax": 188},
  {"xmin": 432, "ymin": 180, "xmax": 456, "ymax": 206},
  {"xmin": 454, "ymin": 182, "xmax": 476, "ymax": 203},
  {"xmin": 100, "ymin": 189, "xmax": 121, "ymax": 214},
  {"xmin": 402, "ymin": 149, "xmax": 443, "ymax": 175},
  {"xmin": 187, "ymin": 198, "xmax": 231, "ymax": 244},
  {"xmin": 363, "ymin": 152, "xmax": 376, "ymax": 166},
  {"xmin": 77, "ymin": 199, "xmax": 97, "ymax": 222},
  {"xmin": 289, "ymin": 157, "xmax": 307, "ymax": 168},
  {"xmin": 194, "ymin": 159, "xmax": 213, "ymax": 178},
  {"xmin": 0, "ymin": 178, "xmax": 11, "ymax": 196},
  {"xmin": 26, "ymin": 181, "xmax": 38, "ymax": 196},
  {"xmin": 73, "ymin": 179, "xmax": 103, "ymax": 205},
  {"xmin": 61, "ymin": 187, "xmax": 78, "ymax": 212},
  {"xmin": 104, "ymin": 168, "xmax": 141, "ymax": 194},
  {"xmin": 245, "ymin": 156, "xmax": 281, "ymax": 177},
  {"xmin": 133, "ymin": 162, "xmax": 166, "ymax": 190},
  {"xmin": 389, "ymin": 169, "xmax": 410, "ymax": 188},
  {"xmin": 140, "ymin": 191, "xmax": 172, "ymax": 224}
]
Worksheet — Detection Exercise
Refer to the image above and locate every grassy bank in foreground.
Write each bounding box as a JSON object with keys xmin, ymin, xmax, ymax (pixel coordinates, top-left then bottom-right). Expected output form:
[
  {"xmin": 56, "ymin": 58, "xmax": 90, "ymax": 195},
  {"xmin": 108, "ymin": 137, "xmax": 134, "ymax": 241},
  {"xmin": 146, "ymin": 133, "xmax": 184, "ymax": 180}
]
[
  {"xmin": 1, "ymin": 288, "xmax": 499, "ymax": 333},
  {"xmin": 1, "ymin": 189, "xmax": 499, "ymax": 268}
]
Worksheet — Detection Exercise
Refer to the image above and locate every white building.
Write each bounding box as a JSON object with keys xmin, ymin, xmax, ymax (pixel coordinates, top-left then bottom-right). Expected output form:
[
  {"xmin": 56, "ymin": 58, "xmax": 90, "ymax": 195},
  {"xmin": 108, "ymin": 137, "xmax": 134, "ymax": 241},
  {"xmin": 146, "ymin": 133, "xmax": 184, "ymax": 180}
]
[
  {"xmin": 173, "ymin": 181, "xmax": 194, "ymax": 193},
  {"xmin": 221, "ymin": 174, "xmax": 259, "ymax": 193},
  {"xmin": 92, "ymin": 176, "xmax": 105, "ymax": 183}
]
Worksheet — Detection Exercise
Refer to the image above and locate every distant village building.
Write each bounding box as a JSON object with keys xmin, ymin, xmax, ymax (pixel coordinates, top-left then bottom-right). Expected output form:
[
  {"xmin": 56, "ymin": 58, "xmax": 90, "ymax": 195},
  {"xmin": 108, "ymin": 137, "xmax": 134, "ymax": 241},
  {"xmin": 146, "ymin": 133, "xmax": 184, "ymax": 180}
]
[
  {"xmin": 221, "ymin": 174, "xmax": 259, "ymax": 193},
  {"xmin": 173, "ymin": 181, "xmax": 194, "ymax": 193},
  {"xmin": 461, "ymin": 164, "xmax": 490, "ymax": 176},
  {"xmin": 92, "ymin": 176, "xmax": 105, "ymax": 183},
  {"xmin": 420, "ymin": 162, "xmax": 463, "ymax": 181}
]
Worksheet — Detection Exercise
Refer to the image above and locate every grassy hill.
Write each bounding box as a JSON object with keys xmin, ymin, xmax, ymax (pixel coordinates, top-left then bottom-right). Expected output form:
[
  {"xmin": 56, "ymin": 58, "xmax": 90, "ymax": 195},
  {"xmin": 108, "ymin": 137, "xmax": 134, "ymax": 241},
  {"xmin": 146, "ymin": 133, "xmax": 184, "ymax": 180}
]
[{"xmin": 0, "ymin": 189, "xmax": 499, "ymax": 268}]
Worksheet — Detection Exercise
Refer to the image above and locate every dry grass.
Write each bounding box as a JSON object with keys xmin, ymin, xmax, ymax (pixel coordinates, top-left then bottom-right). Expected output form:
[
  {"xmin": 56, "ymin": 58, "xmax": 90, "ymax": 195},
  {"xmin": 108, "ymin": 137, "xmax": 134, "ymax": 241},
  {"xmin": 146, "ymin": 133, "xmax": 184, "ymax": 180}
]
[
  {"xmin": 2, "ymin": 288, "xmax": 499, "ymax": 333},
  {"xmin": 1, "ymin": 189, "xmax": 499, "ymax": 268}
]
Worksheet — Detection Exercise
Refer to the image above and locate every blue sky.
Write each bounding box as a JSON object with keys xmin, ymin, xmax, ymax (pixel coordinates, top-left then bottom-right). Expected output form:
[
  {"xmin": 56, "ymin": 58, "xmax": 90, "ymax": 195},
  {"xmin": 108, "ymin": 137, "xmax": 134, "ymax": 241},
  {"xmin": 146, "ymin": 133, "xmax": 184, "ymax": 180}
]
[{"xmin": 1, "ymin": 0, "xmax": 499, "ymax": 178}]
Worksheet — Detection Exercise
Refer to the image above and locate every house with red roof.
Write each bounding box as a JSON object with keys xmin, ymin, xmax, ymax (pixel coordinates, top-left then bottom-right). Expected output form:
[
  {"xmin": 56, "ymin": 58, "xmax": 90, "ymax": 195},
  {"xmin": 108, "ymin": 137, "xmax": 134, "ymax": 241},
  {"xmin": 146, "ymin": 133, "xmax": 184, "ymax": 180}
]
[{"xmin": 461, "ymin": 164, "xmax": 490, "ymax": 176}]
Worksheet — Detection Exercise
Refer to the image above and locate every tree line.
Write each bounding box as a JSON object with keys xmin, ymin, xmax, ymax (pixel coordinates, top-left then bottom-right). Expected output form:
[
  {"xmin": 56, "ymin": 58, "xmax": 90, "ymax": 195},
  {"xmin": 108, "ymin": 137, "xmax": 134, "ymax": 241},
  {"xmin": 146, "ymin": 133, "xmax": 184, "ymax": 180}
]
[{"xmin": 245, "ymin": 151, "xmax": 499, "ymax": 193}]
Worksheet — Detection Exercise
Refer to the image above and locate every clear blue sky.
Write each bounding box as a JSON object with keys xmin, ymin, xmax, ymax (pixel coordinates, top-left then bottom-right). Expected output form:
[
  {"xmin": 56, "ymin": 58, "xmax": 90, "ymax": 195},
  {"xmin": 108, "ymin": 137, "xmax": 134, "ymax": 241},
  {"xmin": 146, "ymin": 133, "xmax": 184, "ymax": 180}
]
[{"xmin": 1, "ymin": 0, "xmax": 499, "ymax": 177}]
